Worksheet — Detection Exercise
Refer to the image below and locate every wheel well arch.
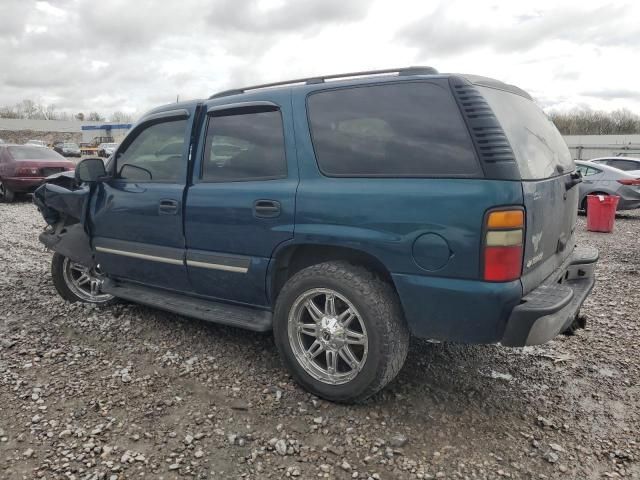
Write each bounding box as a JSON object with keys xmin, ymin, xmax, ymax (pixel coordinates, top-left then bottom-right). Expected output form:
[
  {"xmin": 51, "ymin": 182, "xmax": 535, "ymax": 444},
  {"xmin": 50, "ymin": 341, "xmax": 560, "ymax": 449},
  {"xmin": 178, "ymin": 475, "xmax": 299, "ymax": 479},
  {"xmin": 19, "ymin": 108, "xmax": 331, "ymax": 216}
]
[{"xmin": 269, "ymin": 244, "xmax": 396, "ymax": 303}]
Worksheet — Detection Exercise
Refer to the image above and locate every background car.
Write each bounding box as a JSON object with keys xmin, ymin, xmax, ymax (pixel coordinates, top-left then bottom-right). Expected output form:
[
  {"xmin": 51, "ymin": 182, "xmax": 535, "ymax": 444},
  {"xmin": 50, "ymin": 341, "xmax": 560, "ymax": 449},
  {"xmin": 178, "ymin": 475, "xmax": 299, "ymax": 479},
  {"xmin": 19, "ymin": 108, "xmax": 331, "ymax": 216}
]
[
  {"xmin": 25, "ymin": 139, "xmax": 47, "ymax": 148},
  {"xmin": 97, "ymin": 142, "xmax": 118, "ymax": 157},
  {"xmin": 53, "ymin": 142, "xmax": 81, "ymax": 157},
  {"xmin": 0, "ymin": 144, "xmax": 75, "ymax": 202},
  {"xmin": 575, "ymin": 160, "xmax": 640, "ymax": 211},
  {"xmin": 587, "ymin": 156, "xmax": 640, "ymax": 175}
]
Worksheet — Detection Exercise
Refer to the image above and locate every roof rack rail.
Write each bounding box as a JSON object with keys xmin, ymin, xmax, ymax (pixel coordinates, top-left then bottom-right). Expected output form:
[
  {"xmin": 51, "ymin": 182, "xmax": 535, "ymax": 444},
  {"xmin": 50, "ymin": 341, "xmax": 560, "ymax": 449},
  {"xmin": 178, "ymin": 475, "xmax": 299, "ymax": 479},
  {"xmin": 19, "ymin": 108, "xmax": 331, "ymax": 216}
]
[{"xmin": 208, "ymin": 66, "xmax": 438, "ymax": 99}]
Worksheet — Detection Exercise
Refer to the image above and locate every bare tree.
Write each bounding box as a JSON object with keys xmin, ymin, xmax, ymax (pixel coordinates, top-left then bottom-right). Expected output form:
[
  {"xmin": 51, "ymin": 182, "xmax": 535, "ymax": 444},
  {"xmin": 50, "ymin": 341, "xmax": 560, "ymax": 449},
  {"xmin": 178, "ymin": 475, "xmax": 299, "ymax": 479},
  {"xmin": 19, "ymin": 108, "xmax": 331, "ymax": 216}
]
[
  {"xmin": 0, "ymin": 106, "xmax": 19, "ymax": 119},
  {"xmin": 87, "ymin": 112, "xmax": 104, "ymax": 121},
  {"xmin": 548, "ymin": 108, "xmax": 640, "ymax": 135},
  {"xmin": 16, "ymin": 99, "xmax": 39, "ymax": 119},
  {"xmin": 40, "ymin": 103, "xmax": 59, "ymax": 120},
  {"xmin": 75, "ymin": 112, "xmax": 85, "ymax": 121},
  {"xmin": 110, "ymin": 111, "xmax": 133, "ymax": 123}
]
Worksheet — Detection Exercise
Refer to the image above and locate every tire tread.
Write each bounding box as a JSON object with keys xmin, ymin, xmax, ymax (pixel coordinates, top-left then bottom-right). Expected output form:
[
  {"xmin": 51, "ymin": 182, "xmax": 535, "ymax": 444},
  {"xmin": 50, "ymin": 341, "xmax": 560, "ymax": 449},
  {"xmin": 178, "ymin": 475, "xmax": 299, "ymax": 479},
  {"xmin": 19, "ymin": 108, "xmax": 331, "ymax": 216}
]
[{"xmin": 274, "ymin": 261, "xmax": 409, "ymax": 402}]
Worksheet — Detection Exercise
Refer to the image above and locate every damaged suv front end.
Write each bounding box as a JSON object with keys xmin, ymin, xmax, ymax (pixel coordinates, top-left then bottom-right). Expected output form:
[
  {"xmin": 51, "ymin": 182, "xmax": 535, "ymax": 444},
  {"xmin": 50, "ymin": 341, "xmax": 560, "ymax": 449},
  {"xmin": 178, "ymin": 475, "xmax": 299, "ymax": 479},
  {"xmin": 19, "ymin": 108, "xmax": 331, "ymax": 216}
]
[{"xmin": 33, "ymin": 159, "xmax": 114, "ymax": 304}]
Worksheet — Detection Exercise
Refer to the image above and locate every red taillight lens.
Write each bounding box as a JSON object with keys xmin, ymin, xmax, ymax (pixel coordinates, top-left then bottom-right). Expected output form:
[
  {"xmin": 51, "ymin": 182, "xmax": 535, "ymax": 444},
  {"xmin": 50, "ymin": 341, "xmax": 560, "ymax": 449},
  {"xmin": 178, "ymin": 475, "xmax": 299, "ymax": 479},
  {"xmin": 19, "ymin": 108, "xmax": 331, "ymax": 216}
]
[
  {"xmin": 15, "ymin": 167, "xmax": 39, "ymax": 176},
  {"xmin": 617, "ymin": 178, "xmax": 640, "ymax": 186},
  {"xmin": 483, "ymin": 208, "xmax": 524, "ymax": 282},
  {"xmin": 484, "ymin": 246, "xmax": 523, "ymax": 281}
]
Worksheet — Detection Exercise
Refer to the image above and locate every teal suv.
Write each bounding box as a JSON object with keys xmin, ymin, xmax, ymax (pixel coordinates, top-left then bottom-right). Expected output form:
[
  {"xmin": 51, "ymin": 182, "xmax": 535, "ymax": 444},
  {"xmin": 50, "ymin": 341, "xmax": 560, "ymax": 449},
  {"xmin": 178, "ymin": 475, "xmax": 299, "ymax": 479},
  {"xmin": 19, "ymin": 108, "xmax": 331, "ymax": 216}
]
[{"xmin": 35, "ymin": 67, "xmax": 598, "ymax": 402}]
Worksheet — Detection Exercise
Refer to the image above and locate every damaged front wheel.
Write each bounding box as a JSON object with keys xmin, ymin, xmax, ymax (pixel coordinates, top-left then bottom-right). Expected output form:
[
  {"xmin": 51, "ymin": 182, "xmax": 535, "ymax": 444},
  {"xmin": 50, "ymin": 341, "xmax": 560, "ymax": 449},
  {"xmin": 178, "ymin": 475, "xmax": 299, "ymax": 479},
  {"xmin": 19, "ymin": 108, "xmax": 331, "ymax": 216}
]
[{"xmin": 51, "ymin": 253, "xmax": 115, "ymax": 305}]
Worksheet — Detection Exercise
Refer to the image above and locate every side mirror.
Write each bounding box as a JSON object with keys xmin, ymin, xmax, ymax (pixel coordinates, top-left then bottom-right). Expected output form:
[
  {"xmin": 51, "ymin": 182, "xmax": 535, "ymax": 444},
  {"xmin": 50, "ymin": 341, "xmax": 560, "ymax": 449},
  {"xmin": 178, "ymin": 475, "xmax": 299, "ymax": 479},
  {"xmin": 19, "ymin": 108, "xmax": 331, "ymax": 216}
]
[{"xmin": 75, "ymin": 158, "xmax": 107, "ymax": 183}]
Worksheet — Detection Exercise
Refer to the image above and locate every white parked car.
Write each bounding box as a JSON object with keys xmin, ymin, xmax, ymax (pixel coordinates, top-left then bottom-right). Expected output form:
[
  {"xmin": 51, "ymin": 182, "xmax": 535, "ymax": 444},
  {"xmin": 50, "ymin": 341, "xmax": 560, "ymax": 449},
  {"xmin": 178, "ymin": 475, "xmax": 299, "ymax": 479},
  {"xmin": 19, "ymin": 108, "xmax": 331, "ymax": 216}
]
[{"xmin": 25, "ymin": 140, "xmax": 47, "ymax": 148}]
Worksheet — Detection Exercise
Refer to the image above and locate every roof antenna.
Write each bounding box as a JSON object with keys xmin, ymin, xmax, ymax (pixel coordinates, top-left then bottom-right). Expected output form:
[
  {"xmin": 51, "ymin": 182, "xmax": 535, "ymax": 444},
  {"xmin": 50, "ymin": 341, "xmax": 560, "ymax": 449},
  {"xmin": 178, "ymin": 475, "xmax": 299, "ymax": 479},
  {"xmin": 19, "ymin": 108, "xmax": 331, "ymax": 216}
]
[{"xmin": 176, "ymin": 94, "xmax": 180, "ymax": 103}]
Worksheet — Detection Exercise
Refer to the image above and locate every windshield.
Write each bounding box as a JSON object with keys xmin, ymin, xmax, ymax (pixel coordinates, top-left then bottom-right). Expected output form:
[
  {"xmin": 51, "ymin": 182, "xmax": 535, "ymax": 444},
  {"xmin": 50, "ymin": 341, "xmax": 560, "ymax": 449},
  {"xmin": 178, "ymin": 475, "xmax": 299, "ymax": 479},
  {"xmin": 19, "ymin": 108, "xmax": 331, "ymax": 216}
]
[
  {"xmin": 478, "ymin": 86, "xmax": 574, "ymax": 180},
  {"xmin": 9, "ymin": 146, "xmax": 66, "ymax": 161},
  {"xmin": 63, "ymin": 143, "xmax": 79, "ymax": 148}
]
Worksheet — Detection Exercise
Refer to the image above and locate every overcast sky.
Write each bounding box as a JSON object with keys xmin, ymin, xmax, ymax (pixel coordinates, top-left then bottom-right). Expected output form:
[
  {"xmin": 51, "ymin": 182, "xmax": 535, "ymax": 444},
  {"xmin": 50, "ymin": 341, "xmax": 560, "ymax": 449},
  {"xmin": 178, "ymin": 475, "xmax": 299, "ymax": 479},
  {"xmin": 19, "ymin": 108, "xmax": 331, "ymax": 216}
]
[{"xmin": 1, "ymin": 0, "xmax": 639, "ymax": 119}]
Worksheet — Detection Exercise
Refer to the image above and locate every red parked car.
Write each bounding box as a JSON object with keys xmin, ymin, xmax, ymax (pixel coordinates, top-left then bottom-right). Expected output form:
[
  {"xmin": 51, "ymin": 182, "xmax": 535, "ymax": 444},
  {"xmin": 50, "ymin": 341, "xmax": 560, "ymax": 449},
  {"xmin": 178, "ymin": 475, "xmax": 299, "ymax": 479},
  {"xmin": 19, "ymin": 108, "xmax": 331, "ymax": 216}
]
[{"xmin": 0, "ymin": 145, "xmax": 75, "ymax": 202}]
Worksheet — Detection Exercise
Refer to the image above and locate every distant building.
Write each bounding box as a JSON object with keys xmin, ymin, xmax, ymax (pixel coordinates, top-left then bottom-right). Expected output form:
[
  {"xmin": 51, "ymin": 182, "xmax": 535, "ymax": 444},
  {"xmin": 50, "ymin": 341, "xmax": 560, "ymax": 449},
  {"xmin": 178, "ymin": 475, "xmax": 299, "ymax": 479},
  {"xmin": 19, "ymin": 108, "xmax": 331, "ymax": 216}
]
[
  {"xmin": 564, "ymin": 135, "xmax": 640, "ymax": 160},
  {"xmin": 81, "ymin": 123, "xmax": 132, "ymax": 143},
  {"xmin": 0, "ymin": 118, "xmax": 133, "ymax": 145}
]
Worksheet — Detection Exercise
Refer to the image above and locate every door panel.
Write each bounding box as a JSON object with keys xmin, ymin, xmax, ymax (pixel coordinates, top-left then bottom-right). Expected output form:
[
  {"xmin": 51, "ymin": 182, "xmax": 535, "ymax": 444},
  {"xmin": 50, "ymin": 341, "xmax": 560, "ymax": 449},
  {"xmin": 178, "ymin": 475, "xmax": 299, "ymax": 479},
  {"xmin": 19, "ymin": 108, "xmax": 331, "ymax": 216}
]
[
  {"xmin": 185, "ymin": 92, "xmax": 298, "ymax": 306},
  {"xmin": 91, "ymin": 109, "xmax": 197, "ymax": 291},
  {"xmin": 92, "ymin": 182, "xmax": 190, "ymax": 290},
  {"xmin": 185, "ymin": 180, "xmax": 297, "ymax": 305}
]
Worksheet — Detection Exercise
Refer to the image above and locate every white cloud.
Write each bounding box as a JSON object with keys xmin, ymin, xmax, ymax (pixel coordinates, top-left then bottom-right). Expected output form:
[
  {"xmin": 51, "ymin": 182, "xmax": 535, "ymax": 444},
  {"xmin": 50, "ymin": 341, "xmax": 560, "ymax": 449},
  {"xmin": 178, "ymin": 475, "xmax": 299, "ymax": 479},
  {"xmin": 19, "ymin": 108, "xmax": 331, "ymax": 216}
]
[{"xmin": 0, "ymin": 0, "xmax": 639, "ymax": 117}]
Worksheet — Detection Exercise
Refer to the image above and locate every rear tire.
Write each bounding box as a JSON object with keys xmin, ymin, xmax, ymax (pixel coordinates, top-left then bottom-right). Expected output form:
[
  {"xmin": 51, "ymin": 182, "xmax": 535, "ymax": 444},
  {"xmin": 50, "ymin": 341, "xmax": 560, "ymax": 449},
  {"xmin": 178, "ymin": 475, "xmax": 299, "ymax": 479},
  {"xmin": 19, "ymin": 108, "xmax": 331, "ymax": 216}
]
[
  {"xmin": 51, "ymin": 253, "xmax": 116, "ymax": 305},
  {"xmin": 273, "ymin": 261, "xmax": 410, "ymax": 403},
  {"xmin": 0, "ymin": 180, "xmax": 15, "ymax": 203}
]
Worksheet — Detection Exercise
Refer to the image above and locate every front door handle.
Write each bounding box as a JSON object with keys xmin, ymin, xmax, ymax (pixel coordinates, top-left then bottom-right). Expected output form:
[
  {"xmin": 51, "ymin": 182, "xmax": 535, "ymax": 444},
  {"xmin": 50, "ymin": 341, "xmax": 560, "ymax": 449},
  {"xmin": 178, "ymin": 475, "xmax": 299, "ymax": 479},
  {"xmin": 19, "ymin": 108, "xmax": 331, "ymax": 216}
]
[
  {"xmin": 253, "ymin": 199, "xmax": 281, "ymax": 218},
  {"xmin": 159, "ymin": 199, "xmax": 179, "ymax": 215}
]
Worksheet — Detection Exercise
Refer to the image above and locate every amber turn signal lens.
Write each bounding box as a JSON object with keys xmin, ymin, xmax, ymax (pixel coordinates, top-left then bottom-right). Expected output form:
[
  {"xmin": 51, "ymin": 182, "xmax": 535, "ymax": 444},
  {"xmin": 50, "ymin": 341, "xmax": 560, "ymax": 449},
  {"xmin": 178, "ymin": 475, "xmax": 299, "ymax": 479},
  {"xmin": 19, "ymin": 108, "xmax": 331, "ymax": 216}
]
[{"xmin": 487, "ymin": 210, "xmax": 524, "ymax": 229}]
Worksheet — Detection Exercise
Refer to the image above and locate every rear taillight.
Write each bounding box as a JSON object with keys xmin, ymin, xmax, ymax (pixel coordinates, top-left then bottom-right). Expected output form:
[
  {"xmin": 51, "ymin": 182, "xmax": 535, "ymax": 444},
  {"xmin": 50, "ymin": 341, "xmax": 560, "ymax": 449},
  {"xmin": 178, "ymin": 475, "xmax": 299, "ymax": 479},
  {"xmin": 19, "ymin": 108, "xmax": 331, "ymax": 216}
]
[
  {"xmin": 617, "ymin": 178, "xmax": 640, "ymax": 186},
  {"xmin": 483, "ymin": 208, "xmax": 524, "ymax": 282},
  {"xmin": 15, "ymin": 167, "xmax": 39, "ymax": 176}
]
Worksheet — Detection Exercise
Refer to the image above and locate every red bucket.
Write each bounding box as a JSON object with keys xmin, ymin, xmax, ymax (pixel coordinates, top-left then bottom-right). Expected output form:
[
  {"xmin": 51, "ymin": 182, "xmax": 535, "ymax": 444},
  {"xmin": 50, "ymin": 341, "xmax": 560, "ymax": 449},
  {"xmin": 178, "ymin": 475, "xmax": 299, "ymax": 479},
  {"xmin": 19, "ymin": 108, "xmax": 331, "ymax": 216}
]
[{"xmin": 586, "ymin": 195, "xmax": 619, "ymax": 233}]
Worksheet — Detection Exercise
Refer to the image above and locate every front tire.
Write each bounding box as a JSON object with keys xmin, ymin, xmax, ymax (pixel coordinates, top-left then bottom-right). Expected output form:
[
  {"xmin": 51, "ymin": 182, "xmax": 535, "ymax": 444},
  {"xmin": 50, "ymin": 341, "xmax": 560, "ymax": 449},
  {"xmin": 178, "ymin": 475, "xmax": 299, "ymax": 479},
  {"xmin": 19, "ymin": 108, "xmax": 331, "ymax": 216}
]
[
  {"xmin": 0, "ymin": 180, "xmax": 15, "ymax": 202},
  {"xmin": 273, "ymin": 261, "xmax": 409, "ymax": 403},
  {"xmin": 51, "ymin": 253, "xmax": 115, "ymax": 305}
]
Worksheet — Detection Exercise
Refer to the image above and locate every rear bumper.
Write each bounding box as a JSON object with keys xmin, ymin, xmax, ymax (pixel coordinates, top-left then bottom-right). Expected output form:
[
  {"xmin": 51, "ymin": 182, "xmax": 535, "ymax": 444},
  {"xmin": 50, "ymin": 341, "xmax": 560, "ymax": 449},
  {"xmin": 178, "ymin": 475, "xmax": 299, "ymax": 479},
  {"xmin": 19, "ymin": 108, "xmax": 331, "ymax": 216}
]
[
  {"xmin": 617, "ymin": 186, "xmax": 640, "ymax": 210},
  {"xmin": 3, "ymin": 177, "xmax": 45, "ymax": 192},
  {"xmin": 617, "ymin": 198, "xmax": 640, "ymax": 210},
  {"xmin": 501, "ymin": 246, "xmax": 598, "ymax": 346}
]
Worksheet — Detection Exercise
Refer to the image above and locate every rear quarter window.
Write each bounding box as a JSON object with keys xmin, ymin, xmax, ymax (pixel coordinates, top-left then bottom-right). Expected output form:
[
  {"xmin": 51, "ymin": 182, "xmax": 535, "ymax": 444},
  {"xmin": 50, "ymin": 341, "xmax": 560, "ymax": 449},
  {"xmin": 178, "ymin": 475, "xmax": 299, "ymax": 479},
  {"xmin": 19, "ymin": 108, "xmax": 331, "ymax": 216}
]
[
  {"xmin": 478, "ymin": 86, "xmax": 574, "ymax": 180},
  {"xmin": 307, "ymin": 82, "xmax": 480, "ymax": 177}
]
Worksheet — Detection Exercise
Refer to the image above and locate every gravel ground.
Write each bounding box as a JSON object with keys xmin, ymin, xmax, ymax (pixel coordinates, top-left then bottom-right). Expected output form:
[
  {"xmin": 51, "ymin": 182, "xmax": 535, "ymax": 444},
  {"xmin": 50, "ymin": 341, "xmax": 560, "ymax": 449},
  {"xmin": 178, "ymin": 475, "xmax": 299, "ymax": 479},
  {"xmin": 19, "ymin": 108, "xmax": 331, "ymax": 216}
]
[{"xmin": 0, "ymin": 200, "xmax": 638, "ymax": 480}]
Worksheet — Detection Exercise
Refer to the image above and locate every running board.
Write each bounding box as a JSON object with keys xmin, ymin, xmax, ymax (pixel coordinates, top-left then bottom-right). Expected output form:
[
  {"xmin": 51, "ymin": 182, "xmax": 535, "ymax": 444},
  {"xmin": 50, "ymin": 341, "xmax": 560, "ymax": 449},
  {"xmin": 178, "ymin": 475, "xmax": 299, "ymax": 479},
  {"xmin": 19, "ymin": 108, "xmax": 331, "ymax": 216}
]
[{"xmin": 102, "ymin": 280, "xmax": 272, "ymax": 332}]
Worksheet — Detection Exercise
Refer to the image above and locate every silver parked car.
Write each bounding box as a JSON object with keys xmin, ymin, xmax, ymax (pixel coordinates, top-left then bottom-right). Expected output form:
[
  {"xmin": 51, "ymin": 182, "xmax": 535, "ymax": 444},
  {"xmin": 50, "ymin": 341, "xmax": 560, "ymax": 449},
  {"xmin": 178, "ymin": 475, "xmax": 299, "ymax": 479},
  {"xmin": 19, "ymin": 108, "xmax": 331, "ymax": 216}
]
[
  {"xmin": 575, "ymin": 160, "xmax": 640, "ymax": 211},
  {"xmin": 587, "ymin": 156, "xmax": 640, "ymax": 175},
  {"xmin": 97, "ymin": 143, "xmax": 118, "ymax": 158}
]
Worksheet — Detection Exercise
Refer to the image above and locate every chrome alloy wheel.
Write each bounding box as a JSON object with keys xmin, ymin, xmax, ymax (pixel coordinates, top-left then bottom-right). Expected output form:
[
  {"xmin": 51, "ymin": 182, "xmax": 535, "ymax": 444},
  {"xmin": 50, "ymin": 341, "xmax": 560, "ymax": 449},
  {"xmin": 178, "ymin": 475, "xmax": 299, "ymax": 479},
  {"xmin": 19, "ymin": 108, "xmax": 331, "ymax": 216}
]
[
  {"xmin": 288, "ymin": 288, "xmax": 368, "ymax": 385},
  {"xmin": 61, "ymin": 257, "xmax": 113, "ymax": 303}
]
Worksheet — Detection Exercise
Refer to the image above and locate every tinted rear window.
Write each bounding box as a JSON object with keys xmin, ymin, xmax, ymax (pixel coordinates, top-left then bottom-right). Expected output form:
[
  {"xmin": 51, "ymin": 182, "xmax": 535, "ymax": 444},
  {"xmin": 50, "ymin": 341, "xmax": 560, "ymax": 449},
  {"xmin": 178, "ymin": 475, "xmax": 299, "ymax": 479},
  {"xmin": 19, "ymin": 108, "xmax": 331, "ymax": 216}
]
[
  {"xmin": 307, "ymin": 82, "xmax": 480, "ymax": 177},
  {"xmin": 478, "ymin": 87, "xmax": 574, "ymax": 180},
  {"xmin": 8, "ymin": 146, "xmax": 65, "ymax": 161},
  {"xmin": 202, "ymin": 109, "xmax": 287, "ymax": 182}
]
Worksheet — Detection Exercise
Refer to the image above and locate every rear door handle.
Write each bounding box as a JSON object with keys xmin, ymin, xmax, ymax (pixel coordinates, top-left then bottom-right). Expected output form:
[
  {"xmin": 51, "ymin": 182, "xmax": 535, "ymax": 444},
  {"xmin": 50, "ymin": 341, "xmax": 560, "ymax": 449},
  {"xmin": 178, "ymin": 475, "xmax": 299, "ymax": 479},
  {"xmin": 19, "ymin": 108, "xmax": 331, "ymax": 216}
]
[
  {"xmin": 253, "ymin": 199, "xmax": 281, "ymax": 218},
  {"xmin": 159, "ymin": 199, "xmax": 179, "ymax": 215}
]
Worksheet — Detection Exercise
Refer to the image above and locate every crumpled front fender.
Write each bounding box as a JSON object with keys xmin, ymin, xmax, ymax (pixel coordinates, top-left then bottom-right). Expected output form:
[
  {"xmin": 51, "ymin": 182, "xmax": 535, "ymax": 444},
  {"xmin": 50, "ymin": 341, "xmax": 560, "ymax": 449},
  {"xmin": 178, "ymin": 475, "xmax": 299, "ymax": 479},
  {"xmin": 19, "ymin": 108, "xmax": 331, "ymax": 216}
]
[
  {"xmin": 33, "ymin": 174, "xmax": 95, "ymax": 267},
  {"xmin": 33, "ymin": 181, "xmax": 89, "ymax": 226},
  {"xmin": 39, "ymin": 222, "xmax": 96, "ymax": 268}
]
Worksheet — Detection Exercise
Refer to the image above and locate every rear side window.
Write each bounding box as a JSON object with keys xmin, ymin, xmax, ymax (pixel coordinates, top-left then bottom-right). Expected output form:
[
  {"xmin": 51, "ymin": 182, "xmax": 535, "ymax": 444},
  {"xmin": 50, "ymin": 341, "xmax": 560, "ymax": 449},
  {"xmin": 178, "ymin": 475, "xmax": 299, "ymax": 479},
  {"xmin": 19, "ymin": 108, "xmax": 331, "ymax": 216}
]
[
  {"xmin": 576, "ymin": 165, "xmax": 601, "ymax": 176},
  {"xmin": 307, "ymin": 83, "xmax": 480, "ymax": 177},
  {"xmin": 202, "ymin": 109, "xmax": 287, "ymax": 182},
  {"xmin": 609, "ymin": 159, "xmax": 639, "ymax": 171},
  {"xmin": 478, "ymin": 87, "xmax": 574, "ymax": 180}
]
